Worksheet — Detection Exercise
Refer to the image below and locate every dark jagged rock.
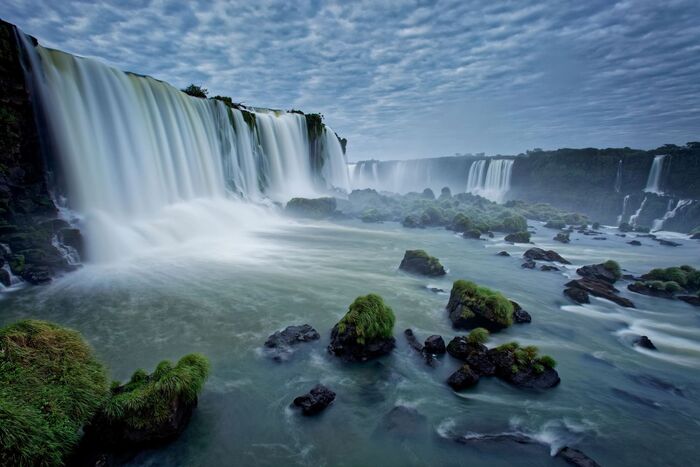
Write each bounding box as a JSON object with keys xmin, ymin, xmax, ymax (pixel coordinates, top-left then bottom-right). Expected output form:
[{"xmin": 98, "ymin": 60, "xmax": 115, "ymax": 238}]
[
  {"xmin": 633, "ymin": 335, "xmax": 656, "ymax": 350},
  {"xmin": 0, "ymin": 267, "xmax": 10, "ymax": 287},
  {"xmin": 447, "ymin": 364, "xmax": 479, "ymax": 390},
  {"xmin": 616, "ymin": 233, "xmax": 627, "ymax": 237},
  {"xmin": 404, "ymin": 328, "xmax": 424, "ymax": 352},
  {"xmin": 540, "ymin": 264, "xmax": 559, "ymax": 272},
  {"xmin": 576, "ymin": 262, "xmax": 620, "ymax": 284},
  {"xmin": 377, "ymin": 405, "xmax": 428, "ymax": 438},
  {"xmin": 511, "ymin": 301, "xmax": 532, "ymax": 323},
  {"xmin": 428, "ymin": 287, "xmax": 446, "ymax": 294},
  {"xmin": 463, "ymin": 229, "xmax": 481, "ymax": 239},
  {"xmin": 691, "ymin": 232, "xmax": 700, "ymax": 240},
  {"xmin": 556, "ymin": 447, "xmax": 602, "ymax": 467},
  {"xmin": 593, "ymin": 236, "xmax": 607, "ymax": 240},
  {"xmin": 329, "ymin": 322, "xmax": 395, "ymax": 362},
  {"xmin": 523, "ymin": 247, "xmax": 570, "ymax": 264},
  {"xmin": 565, "ymin": 278, "xmax": 635, "ymax": 307},
  {"xmin": 293, "ymin": 384, "xmax": 336, "ymax": 415},
  {"xmin": 446, "ymin": 337, "xmax": 495, "ymax": 376},
  {"xmin": 564, "ymin": 287, "xmax": 590, "ymax": 304},
  {"xmin": 424, "ymin": 335, "xmax": 446, "ymax": 354},
  {"xmin": 678, "ymin": 295, "xmax": 700, "ymax": 306},
  {"xmin": 656, "ymin": 238, "xmax": 681, "ymax": 247},
  {"xmin": 399, "ymin": 249, "xmax": 446, "ymax": 277},
  {"xmin": 488, "ymin": 346, "xmax": 560, "ymax": 389},
  {"xmin": 627, "ymin": 282, "xmax": 675, "ymax": 299},
  {"xmin": 521, "ymin": 259, "xmax": 536, "ymax": 269},
  {"xmin": 554, "ymin": 232, "xmax": 570, "ymax": 243},
  {"xmin": 496, "ymin": 250, "xmax": 510, "ymax": 256},
  {"xmin": 627, "ymin": 240, "xmax": 642, "ymax": 246},
  {"xmin": 504, "ymin": 231, "xmax": 530, "ymax": 243},
  {"xmin": 264, "ymin": 324, "xmax": 320, "ymax": 361}
]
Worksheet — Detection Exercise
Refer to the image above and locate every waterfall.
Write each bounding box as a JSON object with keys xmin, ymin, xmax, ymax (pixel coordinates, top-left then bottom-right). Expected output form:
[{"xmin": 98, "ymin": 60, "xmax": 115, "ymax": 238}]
[
  {"xmin": 17, "ymin": 32, "xmax": 349, "ymax": 261},
  {"xmin": 617, "ymin": 194, "xmax": 630, "ymax": 225},
  {"xmin": 614, "ymin": 160, "xmax": 622, "ymax": 193},
  {"xmin": 465, "ymin": 159, "xmax": 513, "ymax": 203},
  {"xmin": 644, "ymin": 155, "xmax": 668, "ymax": 193},
  {"xmin": 652, "ymin": 199, "xmax": 693, "ymax": 231},
  {"xmin": 629, "ymin": 196, "xmax": 648, "ymax": 226}
]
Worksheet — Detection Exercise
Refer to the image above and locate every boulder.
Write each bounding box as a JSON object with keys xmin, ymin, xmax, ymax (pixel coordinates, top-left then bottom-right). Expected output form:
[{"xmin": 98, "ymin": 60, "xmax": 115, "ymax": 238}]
[
  {"xmin": 627, "ymin": 240, "xmax": 642, "ymax": 246},
  {"xmin": 521, "ymin": 259, "xmax": 536, "ymax": 269},
  {"xmin": 564, "ymin": 287, "xmax": 590, "ymax": 304},
  {"xmin": 691, "ymin": 232, "xmax": 700, "ymax": 240},
  {"xmin": 633, "ymin": 336, "xmax": 656, "ymax": 350},
  {"xmin": 565, "ymin": 278, "xmax": 635, "ymax": 308},
  {"xmin": 627, "ymin": 282, "xmax": 675, "ymax": 299},
  {"xmin": 463, "ymin": 229, "xmax": 481, "ymax": 239},
  {"xmin": 553, "ymin": 232, "xmax": 570, "ymax": 243},
  {"xmin": 489, "ymin": 346, "xmax": 560, "ymax": 389},
  {"xmin": 511, "ymin": 301, "xmax": 532, "ymax": 323},
  {"xmin": 446, "ymin": 337, "xmax": 495, "ymax": 376},
  {"xmin": 264, "ymin": 324, "xmax": 320, "ymax": 361},
  {"xmin": 556, "ymin": 447, "xmax": 602, "ymax": 467},
  {"xmin": 576, "ymin": 262, "xmax": 621, "ymax": 284},
  {"xmin": 424, "ymin": 335, "xmax": 446, "ymax": 354},
  {"xmin": 655, "ymin": 238, "xmax": 681, "ymax": 247},
  {"xmin": 523, "ymin": 247, "xmax": 570, "ymax": 264},
  {"xmin": 447, "ymin": 364, "xmax": 480, "ymax": 390},
  {"xmin": 399, "ymin": 249, "xmax": 446, "ymax": 277},
  {"xmin": 329, "ymin": 322, "xmax": 395, "ymax": 362},
  {"xmin": 404, "ymin": 328, "xmax": 424, "ymax": 352},
  {"xmin": 540, "ymin": 265, "xmax": 559, "ymax": 272},
  {"xmin": 293, "ymin": 384, "xmax": 336, "ymax": 415},
  {"xmin": 504, "ymin": 231, "xmax": 530, "ymax": 243},
  {"xmin": 446, "ymin": 280, "xmax": 514, "ymax": 331},
  {"xmin": 0, "ymin": 268, "xmax": 10, "ymax": 287},
  {"xmin": 285, "ymin": 197, "xmax": 337, "ymax": 218},
  {"xmin": 496, "ymin": 251, "xmax": 510, "ymax": 257}
]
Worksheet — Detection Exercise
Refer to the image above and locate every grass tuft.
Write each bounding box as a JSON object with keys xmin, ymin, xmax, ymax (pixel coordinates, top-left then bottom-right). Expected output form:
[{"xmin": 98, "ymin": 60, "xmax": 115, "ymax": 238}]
[{"xmin": 338, "ymin": 294, "xmax": 395, "ymax": 345}]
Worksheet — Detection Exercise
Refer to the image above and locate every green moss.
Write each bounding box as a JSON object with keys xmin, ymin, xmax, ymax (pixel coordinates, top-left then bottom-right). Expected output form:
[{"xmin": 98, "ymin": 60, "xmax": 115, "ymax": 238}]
[
  {"xmin": 642, "ymin": 265, "xmax": 699, "ymax": 292},
  {"xmin": 544, "ymin": 219, "xmax": 567, "ymax": 229},
  {"xmin": 451, "ymin": 280, "xmax": 514, "ymax": 327},
  {"xmin": 504, "ymin": 231, "xmax": 531, "ymax": 243},
  {"xmin": 240, "ymin": 109, "xmax": 257, "ymax": 130},
  {"xmin": 603, "ymin": 260, "xmax": 622, "ymax": 281},
  {"xmin": 467, "ymin": 327, "xmax": 490, "ymax": 345},
  {"xmin": 0, "ymin": 320, "xmax": 109, "ymax": 466},
  {"xmin": 337, "ymin": 294, "xmax": 395, "ymax": 345},
  {"xmin": 102, "ymin": 354, "xmax": 209, "ymax": 431}
]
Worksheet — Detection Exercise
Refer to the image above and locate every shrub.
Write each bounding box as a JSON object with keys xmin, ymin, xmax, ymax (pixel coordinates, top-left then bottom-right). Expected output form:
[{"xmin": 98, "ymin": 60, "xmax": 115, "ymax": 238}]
[
  {"xmin": 664, "ymin": 281, "xmax": 682, "ymax": 293},
  {"xmin": 0, "ymin": 320, "xmax": 109, "ymax": 466},
  {"xmin": 337, "ymin": 294, "xmax": 395, "ymax": 345},
  {"xmin": 450, "ymin": 280, "xmax": 514, "ymax": 327},
  {"xmin": 181, "ymin": 84, "xmax": 208, "ymax": 98},
  {"xmin": 451, "ymin": 213, "xmax": 472, "ymax": 233},
  {"xmin": 501, "ymin": 215, "xmax": 527, "ymax": 233},
  {"xmin": 467, "ymin": 327, "xmax": 490, "ymax": 345},
  {"xmin": 498, "ymin": 340, "xmax": 556, "ymax": 373},
  {"xmin": 544, "ymin": 219, "xmax": 566, "ymax": 229},
  {"xmin": 504, "ymin": 231, "xmax": 531, "ymax": 243},
  {"xmin": 603, "ymin": 260, "xmax": 622, "ymax": 281},
  {"xmin": 102, "ymin": 354, "xmax": 209, "ymax": 431}
]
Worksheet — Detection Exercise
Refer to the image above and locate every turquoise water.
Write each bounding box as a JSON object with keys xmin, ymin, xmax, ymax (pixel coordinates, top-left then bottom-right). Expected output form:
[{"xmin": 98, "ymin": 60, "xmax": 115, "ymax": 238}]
[{"xmin": 2, "ymin": 219, "xmax": 699, "ymax": 466}]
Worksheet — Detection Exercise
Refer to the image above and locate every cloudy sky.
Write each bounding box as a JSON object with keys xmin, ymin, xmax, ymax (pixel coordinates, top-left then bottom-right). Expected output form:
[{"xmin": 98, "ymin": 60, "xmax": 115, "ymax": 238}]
[{"xmin": 4, "ymin": 0, "xmax": 700, "ymax": 161}]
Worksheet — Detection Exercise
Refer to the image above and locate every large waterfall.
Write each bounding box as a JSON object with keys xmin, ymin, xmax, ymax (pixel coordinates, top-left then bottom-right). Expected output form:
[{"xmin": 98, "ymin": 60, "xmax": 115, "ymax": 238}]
[
  {"xmin": 644, "ymin": 155, "xmax": 667, "ymax": 193},
  {"xmin": 18, "ymin": 33, "xmax": 349, "ymax": 261},
  {"xmin": 464, "ymin": 159, "xmax": 514, "ymax": 202}
]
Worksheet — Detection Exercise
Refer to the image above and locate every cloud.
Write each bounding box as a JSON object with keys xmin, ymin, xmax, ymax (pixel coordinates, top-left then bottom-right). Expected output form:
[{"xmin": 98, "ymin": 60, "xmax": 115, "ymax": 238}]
[{"xmin": 3, "ymin": 0, "xmax": 700, "ymax": 160}]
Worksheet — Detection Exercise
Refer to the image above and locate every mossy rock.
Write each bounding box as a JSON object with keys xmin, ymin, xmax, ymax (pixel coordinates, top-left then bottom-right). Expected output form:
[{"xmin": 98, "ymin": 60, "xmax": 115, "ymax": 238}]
[
  {"xmin": 0, "ymin": 320, "xmax": 109, "ymax": 466},
  {"xmin": 446, "ymin": 280, "xmax": 514, "ymax": 331},
  {"xmin": 285, "ymin": 197, "xmax": 337, "ymax": 219},
  {"xmin": 504, "ymin": 231, "xmax": 530, "ymax": 243},
  {"xmin": 399, "ymin": 249, "xmax": 446, "ymax": 277}
]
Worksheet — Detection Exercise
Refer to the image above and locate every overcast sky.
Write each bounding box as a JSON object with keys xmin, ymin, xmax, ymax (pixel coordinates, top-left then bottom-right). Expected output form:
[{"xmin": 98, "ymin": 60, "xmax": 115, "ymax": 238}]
[{"xmin": 4, "ymin": 0, "xmax": 700, "ymax": 161}]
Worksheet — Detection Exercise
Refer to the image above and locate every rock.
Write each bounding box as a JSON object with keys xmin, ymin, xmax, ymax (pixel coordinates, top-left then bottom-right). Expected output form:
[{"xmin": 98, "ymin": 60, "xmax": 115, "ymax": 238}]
[
  {"xmin": 540, "ymin": 265, "xmax": 559, "ymax": 272},
  {"xmin": 627, "ymin": 282, "xmax": 675, "ymax": 299},
  {"xmin": 399, "ymin": 249, "xmax": 446, "ymax": 277},
  {"xmin": 264, "ymin": 324, "xmax": 320, "ymax": 361},
  {"xmin": 463, "ymin": 229, "xmax": 481, "ymax": 239},
  {"xmin": 678, "ymin": 295, "xmax": 700, "ymax": 306},
  {"xmin": 377, "ymin": 406, "xmax": 428, "ymax": 438},
  {"xmin": 404, "ymin": 329, "xmax": 424, "ymax": 352},
  {"xmin": 285, "ymin": 197, "xmax": 337, "ymax": 218},
  {"xmin": 504, "ymin": 231, "xmax": 530, "ymax": 243},
  {"xmin": 691, "ymin": 232, "xmax": 700, "ymax": 240},
  {"xmin": 507, "ymin": 367, "xmax": 561, "ymax": 389},
  {"xmin": 615, "ymin": 233, "xmax": 627, "ymax": 237},
  {"xmin": 21, "ymin": 264, "xmax": 52, "ymax": 284},
  {"xmin": 564, "ymin": 287, "xmax": 590, "ymax": 304},
  {"xmin": 293, "ymin": 384, "xmax": 336, "ymax": 415},
  {"xmin": 329, "ymin": 322, "xmax": 396, "ymax": 362},
  {"xmin": 627, "ymin": 240, "xmax": 642, "ymax": 246},
  {"xmin": 447, "ymin": 364, "xmax": 480, "ymax": 390},
  {"xmin": 489, "ymin": 346, "xmax": 560, "ymax": 389},
  {"xmin": 565, "ymin": 278, "xmax": 635, "ymax": 308},
  {"xmin": 593, "ymin": 236, "xmax": 607, "ymax": 240},
  {"xmin": 0, "ymin": 268, "xmax": 10, "ymax": 287},
  {"xmin": 523, "ymin": 247, "xmax": 570, "ymax": 264},
  {"xmin": 424, "ymin": 335, "xmax": 446, "ymax": 354},
  {"xmin": 656, "ymin": 238, "xmax": 681, "ymax": 247},
  {"xmin": 521, "ymin": 259, "xmax": 536, "ymax": 269},
  {"xmin": 633, "ymin": 335, "xmax": 656, "ymax": 350},
  {"xmin": 446, "ymin": 337, "xmax": 495, "ymax": 376},
  {"xmin": 428, "ymin": 287, "xmax": 446, "ymax": 293},
  {"xmin": 511, "ymin": 301, "xmax": 532, "ymax": 323},
  {"xmin": 556, "ymin": 447, "xmax": 602, "ymax": 467},
  {"xmin": 496, "ymin": 251, "xmax": 510, "ymax": 257},
  {"xmin": 576, "ymin": 262, "xmax": 620, "ymax": 284},
  {"xmin": 446, "ymin": 280, "xmax": 515, "ymax": 331},
  {"xmin": 553, "ymin": 232, "xmax": 570, "ymax": 243},
  {"xmin": 58, "ymin": 228, "xmax": 85, "ymax": 259}
]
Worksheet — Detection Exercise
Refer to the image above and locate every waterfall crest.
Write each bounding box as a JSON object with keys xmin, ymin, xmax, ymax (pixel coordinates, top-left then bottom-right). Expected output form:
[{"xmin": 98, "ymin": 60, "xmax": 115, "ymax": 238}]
[
  {"xmin": 18, "ymin": 34, "xmax": 349, "ymax": 261},
  {"xmin": 464, "ymin": 159, "xmax": 514, "ymax": 202},
  {"xmin": 644, "ymin": 155, "xmax": 667, "ymax": 193}
]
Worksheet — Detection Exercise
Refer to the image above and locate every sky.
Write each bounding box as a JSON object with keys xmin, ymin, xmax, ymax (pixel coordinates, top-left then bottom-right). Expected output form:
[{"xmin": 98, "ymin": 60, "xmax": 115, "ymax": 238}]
[{"xmin": 3, "ymin": 0, "xmax": 700, "ymax": 161}]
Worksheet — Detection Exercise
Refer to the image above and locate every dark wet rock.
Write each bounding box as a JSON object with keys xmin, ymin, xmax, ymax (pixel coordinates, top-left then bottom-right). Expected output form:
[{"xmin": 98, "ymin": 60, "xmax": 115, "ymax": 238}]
[
  {"xmin": 636, "ymin": 233, "xmax": 657, "ymax": 239},
  {"xmin": 564, "ymin": 287, "xmax": 590, "ymax": 304},
  {"xmin": 447, "ymin": 364, "xmax": 480, "ymax": 390},
  {"xmin": 521, "ymin": 259, "xmax": 536, "ymax": 269},
  {"xmin": 554, "ymin": 232, "xmax": 570, "ymax": 243},
  {"xmin": 678, "ymin": 295, "xmax": 700, "ymax": 306},
  {"xmin": 576, "ymin": 263, "xmax": 620, "ymax": 284},
  {"xmin": 404, "ymin": 329, "xmax": 424, "ymax": 352},
  {"xmin": 293, "ymin": 384, "xmax": 336, "ymax": 415},
  {"xmin": 264, "ymin": 324, "xmax": 320, "ymax": 361},
  {"xmin": 627, "ymin": 240, "xmax": 642, "ymax": 246},
  {"xmin": 428, "ymin": 287, "xmax": 446, "ymax": 294},
  {"xmin": 565, "ymin": 278, "xmax": 635, "ymax": 308},
  {"xmin": 655, "ymin": 238, "xmax": 681, "ymax": 247},
  {"xmin": 424, "ymin": 335, "xmax": 446, "ymax": 354},
  {"xmin": 691, "ymin": 232, "xmax": 700, "ymax": 240},
  {"xmin": 446, "ymin": 280, "xmax": 515, "ymax": 331},
  {"xmin": 446, "ymin": 337, "xmax": 495, "ymax": 376},
  {"xmin": 622, "ymin": 274, "xmax": 637, "ymax": 280},
  {"xmin": 463, "ymin": 229, "xmax": 481, "ymax": 239},
  {"xmin": 511, "ymin": 301, "xmax": 532, "ymax": 323},
  {"xmin": 556, "ymin": 447, "xmax": 602, "ymax": 467},
  {"xmin": 329, "ymin": 322, "xmax": 396, "ymax": 362},
  {"xmin": 627, "ymin": 374, "xmax": 685, "ymax": 397},
  {"xmin": 399, "ymin": 249, "xmax": 446, "ymax": 277},
  {"xmin": 540, "ymin": 264, "xmax": 559, "ymax": 272},
  {"xmin": 611, "ymin": 388, "xmax": 660, "ymax": 408},
  {"xmin": 593, "ymin": 236, "xmax": 607, "ymax": 240},
  {"xmin": 376, "ymin": 405, "xmax": 428, "ymax": 438},
  {"xmin": 504, "ymin": 231, "xmax": 530, "ymax": 243},
  {"xmin": 58, "ymin": 228, "xmax": 85, "ymax": 259},
  {"xmin": 633, "ymin": 335, "xmax": 656, "ymax": 350},
  {"xmin": 0, "ymin": 268, "xmax": 10, "ymax": 287},
  {"xmin": 523, "ymin": 247, "xmax": 570, "ymax": 264},
  {"xmin": 488, "ymin": 346, "xmax": 560, "ymax": 389},
  {"xmin": 627, "ymin": 282, "xmax": 675, "ymax": 299},
  {"xmin": 616, "ymin": 233, "xmax": 627, "ymax": 237},
  {"xmin": 496, "ymin": 250, "xmax": 510, "ymax": 257},
  {"xmin": 285, "ymin": 197, "xmax": 337, "ymax": 218}
]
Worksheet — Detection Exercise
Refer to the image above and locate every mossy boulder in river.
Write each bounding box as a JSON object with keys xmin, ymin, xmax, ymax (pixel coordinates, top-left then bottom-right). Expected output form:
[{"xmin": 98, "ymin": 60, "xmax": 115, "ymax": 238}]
[
  {"xmin": 504, "ymin": 231, "xmax": 531, "ymax": 243},
  {"xmin": 399, "ymin": 249, "xmax": 446, "ymax": 277},
  {"xmin": 446, "ymin": 280, "xmax": 514, "ymax": 331},
  {"xmin": 285, "ymin": 197, "xmax": 337, "ymax": 218},
  {"xmin": 328, "ymin": 294, "xmax": 396, "ymax": 361},
  {"xmin": 0, "ymin": 320, "xmax": 109, "ymax": 466},
  {"xmin": 576, "ymin": 260, "xmax": 622, "ymax": 284}
]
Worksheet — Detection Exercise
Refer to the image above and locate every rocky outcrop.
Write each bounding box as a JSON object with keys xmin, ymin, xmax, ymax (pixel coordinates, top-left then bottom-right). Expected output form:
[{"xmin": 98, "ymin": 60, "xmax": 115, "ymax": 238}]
[
  {"xmin": 292, "ymin": 384, "xmax": 336, "ymax": 415},
  {"xmin": 678, "ymin": 295, "xmax": 700, "ymax": 306},
  {"xmin": 523, "ymin": 247, "xmax": 570, "ymax": 264},
  {"xmin": 285, "ymin": 197, "xmax": 337, "ymax": 218},
  {"xmin": 554, "ymin": 232, "xmax": 570, "ymax": 243},
  {"xmin": 633, "ymin": 335, "xmax": 656, "ymax": 350},
  {"xmin": 446, "ymin": 280, "xmax": 514, "ymax": 331},
  {"xmin": 496, "ymin": 250, "xmax": 510, "ymax": 256},
  {"xmin": 564, "ymin": 286, "xmax": 590, "ymax": 304},
  {"xmin": 576, "ymin": 261, "xmax": 621, "ymax": 284},
  {"xmin": 446, "ymin": 337, "xmax": 495, "ymax": 376},
  {"xmin": 399, "ymin": 249, "xmax": 446, "ymax": 276},
  {"xmin": 504, "ymin": 231, "xmax": 530, "ymax": 243},
  {"xmin": 264, "ymin": 324, "xmax": 320, "ymax": 361},
  {"xmin": 511, "ymin": 301, "xmax": 532, "ymax": 323},
  {"xmin": 447, "ymin": 364, "xmax": 479, "ymax": 390},
  {"xmin": 565, "ymin": 278, "xmax": 634, "ymax": 308},
  {"xmin": 424, "ymin": 335, "xmax": 446, "ymax": 354}
]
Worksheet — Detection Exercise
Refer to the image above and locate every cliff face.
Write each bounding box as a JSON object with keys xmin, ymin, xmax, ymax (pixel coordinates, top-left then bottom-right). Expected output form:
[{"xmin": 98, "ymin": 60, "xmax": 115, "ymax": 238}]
[{"xmin": 0, "ymin": 20, "xmax": 79, "ymax": 285}]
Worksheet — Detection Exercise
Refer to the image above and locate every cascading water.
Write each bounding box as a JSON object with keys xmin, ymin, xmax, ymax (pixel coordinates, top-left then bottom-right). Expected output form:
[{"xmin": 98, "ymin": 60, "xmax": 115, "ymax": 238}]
[
  {"xmin": 652, "ymin": 199, "xmax": 693, "ymax": 231},
  {"xmin": 614, "ymin": 160, "xmax": 622, "ymax": 193},
  {"xmin": 465, "ymin": 159, "xmax": 514, "ymax": 203},
  {"xmin": 629, "ymin": 196, "xmax": 648, "ymax": 226},
  {"xmin": 617, "ymin": 195, "xmax": 630, "ymax": 225},
  {"xmin": 465, "ymin": 160, "xmax": 487, "ymax": 193},
  {"xmin": 17, "ymin": 33, "xmax": 349, "ymax": 262},
  {"xmin": 644, "ymin": 155, "xmax": 667, "ymax": 193}
]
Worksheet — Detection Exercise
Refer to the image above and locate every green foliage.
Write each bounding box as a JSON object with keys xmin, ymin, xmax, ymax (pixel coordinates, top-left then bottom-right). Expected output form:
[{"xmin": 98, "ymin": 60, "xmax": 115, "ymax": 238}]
[
  {"xmin": 497, "ymin": 340, "xmax": 556, "ymax": 374},
  {"xmin": 603, "ymin": 260, "xmax": 622, "ymax": 281},
  {"xmin": 642, "ymin": 265, "xmax": 699, "ymax": 291},
  {"xmin": 451, "ymin": 213, "xmax": 472, "ymax": 233},
  {"xmin": 451, "ymin": 280, "xmax": 514, "ymax": 327},
  {"xmin": 504, "ymin": 231, "xmax": 530, "ymax": 243},
  {"xmin": 664, "ymin": 281, "xmax": 682, "ymax": 293},
  {"xmin": 500, "ymin": 214, "xmax": 528, "ymax": 233},
  {"xmin": 337, "ymin": 294, "xmax": 396, "ymax": 345},
  {"xmin": 0, "ymin": 320, "xmax": 109, "ymax": 466},
  {"xmin": 538, "ymin": 355, "xmax": 557, "ymax": 368},
  {"xmin": 544, "ymin": 219, "xmax": 567, "ymax": 229},
  {"xmin": 102, "ymin": 354, "xmax": 210, "ymax": 431},
  {"xmin": 467, "ymin": 327, "xmax": 490, "ymax": 345},
  {"xmin": 181, "ymin": 84, "xmax": 208, "ymax": 98},
  {"xmin": 286, "ymin": 197, "xmax": 337, "ymax": 218}
]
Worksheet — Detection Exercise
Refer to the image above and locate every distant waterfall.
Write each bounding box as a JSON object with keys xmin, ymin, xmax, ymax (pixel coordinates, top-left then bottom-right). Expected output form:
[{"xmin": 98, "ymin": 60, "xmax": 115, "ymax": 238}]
[
  {"xmin": 652, "ymin": 199, "xmax": 693, "ymax": 231},
  {"xmin": 629, "ymin": 196, "xmax": 648, "ymax": 226},
  {"xmin": 18, "ymin": 32, "xmax": 348, "ymax": 261},
  {"xmin": 465, "ymin": 159, "xmax": 514, "ymax": 203},
  {"xmin": 614, "ymin": 160, "xmax": 622, "ymax": 193},
  {"xmin": 617, "ymin": 194, "xmax": 630, "ymax": 225},
  {"xmin": 644, "ymin": 155, "xmax": 668, "ymax": 193}
]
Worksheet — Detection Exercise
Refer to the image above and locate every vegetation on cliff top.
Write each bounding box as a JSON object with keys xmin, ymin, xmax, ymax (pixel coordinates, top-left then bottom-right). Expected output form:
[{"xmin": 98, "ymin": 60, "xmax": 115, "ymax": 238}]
[
  {"xmin": 181, "ymin": 84, "xmax": 208, "ymax": 98},
  {"xmin": 337, "ymin": 294, "xmax": 396, "ymax": 345}
]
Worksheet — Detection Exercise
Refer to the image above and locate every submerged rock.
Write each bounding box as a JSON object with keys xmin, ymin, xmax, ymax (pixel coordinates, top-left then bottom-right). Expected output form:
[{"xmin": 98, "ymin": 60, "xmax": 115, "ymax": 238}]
[
  {"xmin": 293, "ymin": 384, "xmax": 336, "ymax": 415},
  {"xmin": 540, "ymin": 264, "xmax": 559, "ymax": 272},
  {"xmin": 565, "ymin": 278, "xmax": 634, "ymax": 308},
  {"xmin": 496, "ymin": 250, "xmax": 510, "ymax": 257},
  {"xmin": 554, "ymin": 232, "xmax": 570, "ymax": 243},
  {"xmin": 521, "ymin": 259, "xmax": 536, "ymax": 269},
  {"xmin": 446, "ymin": 337, "xmax": 495, "ymax": 375},
  {"xmin": 377, "ymin": 405, "xmax": 428, "ymax": 438},
  {"xmin": 447, "ymin": 364, "xmax": 480, "ymax": 390},
  {"xmin": 633, "ymin": 335, "xmax": 657, "ymax": 350},
  {"xmin": 627, "ymin": 282, "xmax": 675, "ymax": 299},
  {"xmin": 264, "ymin": 324, "xmax": 320, "ymax": 361},
  {"xmin": 655, "ymin": 238, "xmax": 681, "ymax": 247},
  {"xmin": 404, "ymin": 328, "xmax": 424, "ymax": 352},
  {"xmin": 627, "ymin": 240, "xmax": 642, "ymax": 246},
  {"xmin": 523, "ymin": 247, "xmax": 570, "ymax": 264},
  {"xmin": 556, "ymin": 447, "xmax": 602, "ymax": 467},
  {"xmin": 399, "ymin": 249, "xmax": 446, "ymax": 277},
  {"xmin": 564, "ymin": 287, "xmax": 590, "ymax": 304}
]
